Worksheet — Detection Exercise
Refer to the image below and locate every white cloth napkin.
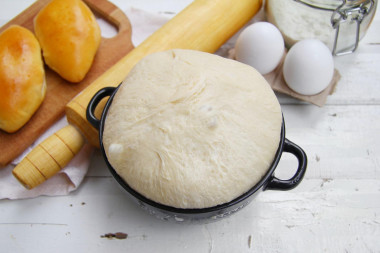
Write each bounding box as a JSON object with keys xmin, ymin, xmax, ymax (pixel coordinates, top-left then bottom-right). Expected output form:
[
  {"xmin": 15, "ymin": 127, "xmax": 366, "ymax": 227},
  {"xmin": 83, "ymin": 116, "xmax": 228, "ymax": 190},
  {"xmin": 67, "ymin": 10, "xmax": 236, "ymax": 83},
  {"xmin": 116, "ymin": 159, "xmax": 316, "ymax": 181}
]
[
  {"xmin": 0, "ymin": 117, "xmax": 93, "ymax": 199},
  {"xmin": 0, "ymin": 7, "xmax": 172, "ymax": 200}
]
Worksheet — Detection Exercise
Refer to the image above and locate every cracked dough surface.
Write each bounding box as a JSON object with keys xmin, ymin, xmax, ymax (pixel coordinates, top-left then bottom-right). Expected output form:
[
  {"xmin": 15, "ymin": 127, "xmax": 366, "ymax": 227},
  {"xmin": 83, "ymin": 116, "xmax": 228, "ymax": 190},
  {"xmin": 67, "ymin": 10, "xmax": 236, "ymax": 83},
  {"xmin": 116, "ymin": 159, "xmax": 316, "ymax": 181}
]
[{"xmin": 103, "ymin": 49, "xmax": 282, "ymax": 209}]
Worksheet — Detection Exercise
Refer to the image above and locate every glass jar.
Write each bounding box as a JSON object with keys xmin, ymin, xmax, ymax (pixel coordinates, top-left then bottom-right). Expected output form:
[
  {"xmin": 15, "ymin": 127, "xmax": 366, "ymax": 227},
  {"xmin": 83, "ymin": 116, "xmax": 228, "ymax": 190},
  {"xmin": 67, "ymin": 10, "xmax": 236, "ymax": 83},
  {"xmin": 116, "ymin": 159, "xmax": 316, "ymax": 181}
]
[{"xmin": 265, "ymin": 0, "xmax": 377, "ymax": 55}]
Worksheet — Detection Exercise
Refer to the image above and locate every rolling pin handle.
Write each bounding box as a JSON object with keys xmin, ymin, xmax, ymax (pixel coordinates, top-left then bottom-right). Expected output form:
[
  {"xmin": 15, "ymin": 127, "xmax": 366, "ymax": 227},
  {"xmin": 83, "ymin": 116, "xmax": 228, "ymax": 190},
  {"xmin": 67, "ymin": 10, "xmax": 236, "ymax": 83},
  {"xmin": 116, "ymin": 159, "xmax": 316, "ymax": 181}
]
[
  {"xmin": 86, "ymin": 86, "xmax": 117, "ymax": 130},
  {"xmin": 12, "ymin": 125, "xmax": 85, "ymax": 189}
]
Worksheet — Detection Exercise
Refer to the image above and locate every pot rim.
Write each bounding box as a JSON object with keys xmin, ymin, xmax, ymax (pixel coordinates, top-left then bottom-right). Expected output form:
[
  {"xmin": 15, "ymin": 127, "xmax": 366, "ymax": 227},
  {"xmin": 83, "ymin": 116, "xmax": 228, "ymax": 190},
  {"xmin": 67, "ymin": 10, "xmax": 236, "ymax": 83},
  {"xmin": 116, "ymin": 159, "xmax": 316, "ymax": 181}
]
[{"xmin": 94, "ymin": 85, "xmax": 287, "ymax": 215}]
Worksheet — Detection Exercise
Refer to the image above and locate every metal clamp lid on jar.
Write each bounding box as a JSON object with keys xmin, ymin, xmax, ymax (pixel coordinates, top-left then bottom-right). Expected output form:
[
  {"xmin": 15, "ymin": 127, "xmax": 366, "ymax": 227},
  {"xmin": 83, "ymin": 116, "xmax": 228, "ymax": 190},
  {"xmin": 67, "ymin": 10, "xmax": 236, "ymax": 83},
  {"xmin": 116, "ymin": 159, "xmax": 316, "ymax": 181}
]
[{"xmin": 295, "ymin": 0, "xmax": 376, "ymax": 56}]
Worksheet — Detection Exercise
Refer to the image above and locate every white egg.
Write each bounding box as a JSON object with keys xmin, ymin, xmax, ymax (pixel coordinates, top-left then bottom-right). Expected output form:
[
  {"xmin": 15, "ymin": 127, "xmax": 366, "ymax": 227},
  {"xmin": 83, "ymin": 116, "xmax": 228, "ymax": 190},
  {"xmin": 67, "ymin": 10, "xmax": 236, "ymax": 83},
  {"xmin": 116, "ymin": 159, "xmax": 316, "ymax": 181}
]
[
  {"xmin": 235, "ymin": 22, "xmax": 284, "ymax": 75},
  {"xmin": 283, "ymin": 39, "xmax": 334, "ymax": 96}
]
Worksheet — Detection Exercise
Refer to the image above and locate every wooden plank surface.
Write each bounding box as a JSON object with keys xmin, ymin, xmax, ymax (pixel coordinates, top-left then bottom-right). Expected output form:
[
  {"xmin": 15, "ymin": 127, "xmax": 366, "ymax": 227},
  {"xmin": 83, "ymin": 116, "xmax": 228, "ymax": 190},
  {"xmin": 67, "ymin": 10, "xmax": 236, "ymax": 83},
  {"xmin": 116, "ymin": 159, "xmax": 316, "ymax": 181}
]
[
  {"xmin": 0, "ymin": 0, "xmax": 133, "ymax": 166},
  {"xmin": 1, "ymin": 1, "xmax": 380, "ymax": 252}
]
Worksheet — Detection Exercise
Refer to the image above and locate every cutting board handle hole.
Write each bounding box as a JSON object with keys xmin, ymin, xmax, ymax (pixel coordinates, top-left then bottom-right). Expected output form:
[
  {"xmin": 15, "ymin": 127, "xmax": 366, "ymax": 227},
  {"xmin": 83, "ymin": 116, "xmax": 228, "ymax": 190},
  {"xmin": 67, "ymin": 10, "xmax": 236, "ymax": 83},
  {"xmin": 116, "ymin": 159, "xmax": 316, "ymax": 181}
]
[{"xmin": 95, "ymin": 14, "xmax": 118, "ymax": 39}]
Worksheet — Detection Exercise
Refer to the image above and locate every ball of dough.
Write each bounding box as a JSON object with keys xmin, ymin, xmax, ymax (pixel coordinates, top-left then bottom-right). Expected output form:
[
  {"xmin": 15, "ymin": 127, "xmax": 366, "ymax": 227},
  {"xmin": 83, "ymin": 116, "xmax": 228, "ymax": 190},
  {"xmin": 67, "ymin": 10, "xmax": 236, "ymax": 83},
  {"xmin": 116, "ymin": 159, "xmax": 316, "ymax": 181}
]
[{"xmin": 103, "ymin": 49, "xmax": 282, "ymax": 209}]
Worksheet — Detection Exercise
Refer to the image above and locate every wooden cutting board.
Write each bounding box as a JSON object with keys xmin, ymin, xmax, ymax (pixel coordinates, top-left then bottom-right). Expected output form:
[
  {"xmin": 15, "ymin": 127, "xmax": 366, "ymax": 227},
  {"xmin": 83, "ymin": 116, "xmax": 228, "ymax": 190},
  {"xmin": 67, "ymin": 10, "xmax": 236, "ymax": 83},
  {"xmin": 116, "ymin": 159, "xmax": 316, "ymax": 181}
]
[{"xmin": 0, "ymin": 0, "xmax": 133, "ymax": 166}]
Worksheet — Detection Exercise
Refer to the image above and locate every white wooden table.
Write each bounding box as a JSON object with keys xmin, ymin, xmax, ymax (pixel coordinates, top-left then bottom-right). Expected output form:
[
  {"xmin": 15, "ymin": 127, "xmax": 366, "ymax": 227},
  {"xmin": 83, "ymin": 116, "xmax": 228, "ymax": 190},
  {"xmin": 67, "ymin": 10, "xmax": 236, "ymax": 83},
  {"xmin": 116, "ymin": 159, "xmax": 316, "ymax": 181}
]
[{"xmin": 1, "ymin": 1, "xmax": 380, "ymax": 252}]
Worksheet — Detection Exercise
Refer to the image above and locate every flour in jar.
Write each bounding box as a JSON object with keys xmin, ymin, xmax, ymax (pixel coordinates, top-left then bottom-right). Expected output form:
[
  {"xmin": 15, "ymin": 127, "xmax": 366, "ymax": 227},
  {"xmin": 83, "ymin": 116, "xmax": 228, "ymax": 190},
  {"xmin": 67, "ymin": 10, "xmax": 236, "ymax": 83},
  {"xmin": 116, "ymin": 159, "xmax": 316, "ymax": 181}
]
[
  {"xmin": 266, "ymin": 0, "xmax": 376, "ymax": 53},
  {"xmin": 266, "ymin": 0, "xmax": 336, "ymax": 50}
]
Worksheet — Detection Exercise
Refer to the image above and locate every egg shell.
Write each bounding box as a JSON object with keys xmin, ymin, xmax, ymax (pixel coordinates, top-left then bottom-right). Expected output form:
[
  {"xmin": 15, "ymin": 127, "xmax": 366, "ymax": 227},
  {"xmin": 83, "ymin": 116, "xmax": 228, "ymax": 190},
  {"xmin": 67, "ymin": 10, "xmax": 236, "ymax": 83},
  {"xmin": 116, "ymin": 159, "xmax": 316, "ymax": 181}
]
[
  {"xmin": 235, "ymin": 22, "xmax": 285, "ymax": 75},
  {"xmin": 283, "ymin": 39, "xmax": 334, "ymax": 96}
]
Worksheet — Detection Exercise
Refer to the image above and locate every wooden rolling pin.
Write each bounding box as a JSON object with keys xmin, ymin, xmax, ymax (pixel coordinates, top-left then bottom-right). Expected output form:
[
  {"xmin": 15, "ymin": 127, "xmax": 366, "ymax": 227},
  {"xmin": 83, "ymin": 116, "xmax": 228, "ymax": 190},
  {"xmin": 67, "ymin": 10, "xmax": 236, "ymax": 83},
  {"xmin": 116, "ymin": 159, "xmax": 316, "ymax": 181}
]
[{"xmin": 13, "ymin": 0, "xmax": 263, "ymax": 189}]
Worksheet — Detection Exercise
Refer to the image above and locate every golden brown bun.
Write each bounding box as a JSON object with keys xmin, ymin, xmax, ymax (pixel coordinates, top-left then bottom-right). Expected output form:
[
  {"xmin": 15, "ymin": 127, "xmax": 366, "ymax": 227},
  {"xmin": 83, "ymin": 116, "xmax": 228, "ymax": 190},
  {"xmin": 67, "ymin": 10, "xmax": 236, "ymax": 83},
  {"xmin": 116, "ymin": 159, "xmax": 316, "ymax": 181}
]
[
  {"xmin": 34, "ymin": 0, "xmax": 101, "ymax": 83},
  {"xmin": 0, "ymin": 25, "xmax": 46, "ymax": 133}
]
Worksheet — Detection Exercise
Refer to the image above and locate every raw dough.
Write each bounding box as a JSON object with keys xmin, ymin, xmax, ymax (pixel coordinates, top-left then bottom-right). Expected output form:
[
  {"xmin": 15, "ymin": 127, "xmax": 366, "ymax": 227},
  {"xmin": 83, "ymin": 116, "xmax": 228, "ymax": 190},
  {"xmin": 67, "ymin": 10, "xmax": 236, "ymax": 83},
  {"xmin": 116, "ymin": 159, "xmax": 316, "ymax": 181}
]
[{"xmin": 103, "ymin": 49, "xmax": 282, "ymax": 209}]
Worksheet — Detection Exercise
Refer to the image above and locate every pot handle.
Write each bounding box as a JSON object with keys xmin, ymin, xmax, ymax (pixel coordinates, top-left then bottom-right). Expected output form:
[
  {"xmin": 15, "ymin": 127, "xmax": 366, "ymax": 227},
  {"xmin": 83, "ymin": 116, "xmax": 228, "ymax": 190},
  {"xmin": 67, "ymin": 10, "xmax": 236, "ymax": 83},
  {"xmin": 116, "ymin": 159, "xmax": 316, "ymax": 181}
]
[
  {"xmin": 265, "ymin": 139, "xmax": 307, "ymax": 191},
  {"xmin": 86, "ymin": 87, "xmax": 117, "ymax": 130}
]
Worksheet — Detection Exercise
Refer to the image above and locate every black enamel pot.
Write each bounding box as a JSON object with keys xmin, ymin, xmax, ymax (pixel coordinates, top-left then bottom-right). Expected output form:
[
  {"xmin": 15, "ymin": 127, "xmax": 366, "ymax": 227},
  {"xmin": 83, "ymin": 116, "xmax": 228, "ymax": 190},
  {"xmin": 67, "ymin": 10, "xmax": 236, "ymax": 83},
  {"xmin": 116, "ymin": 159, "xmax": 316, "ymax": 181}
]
[{"xmin": 87, "ymin": 86, "xmax": 307, "ymax": 223}]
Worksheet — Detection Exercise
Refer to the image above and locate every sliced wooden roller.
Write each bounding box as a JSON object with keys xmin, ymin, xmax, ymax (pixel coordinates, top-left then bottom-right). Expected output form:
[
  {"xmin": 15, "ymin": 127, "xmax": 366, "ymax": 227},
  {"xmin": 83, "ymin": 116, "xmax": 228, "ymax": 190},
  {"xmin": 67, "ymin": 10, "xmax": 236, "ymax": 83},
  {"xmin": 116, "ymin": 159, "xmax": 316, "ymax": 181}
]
[{"xmin": 12, "ymin": 125, "xmax": 84, "ymax": 189}]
